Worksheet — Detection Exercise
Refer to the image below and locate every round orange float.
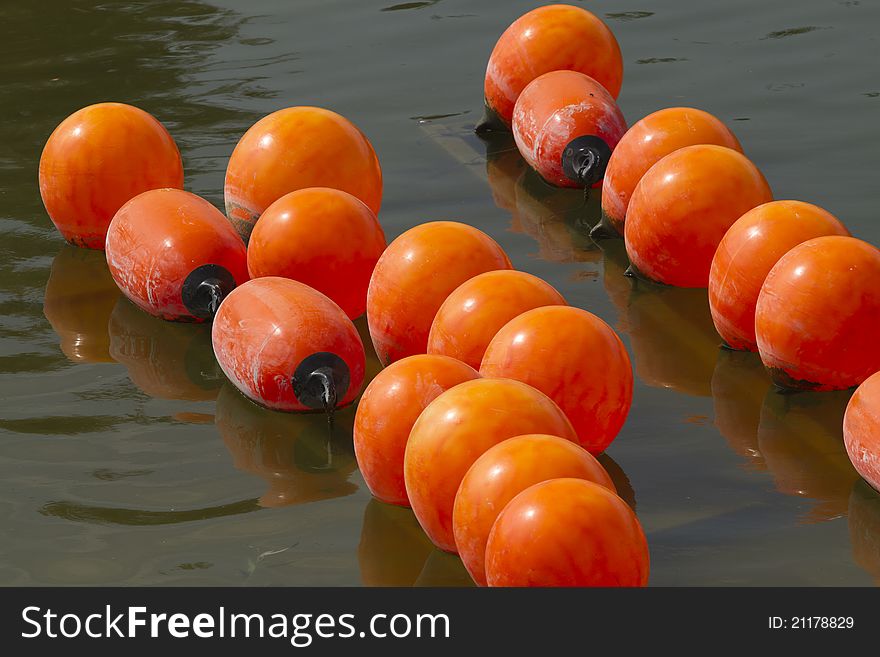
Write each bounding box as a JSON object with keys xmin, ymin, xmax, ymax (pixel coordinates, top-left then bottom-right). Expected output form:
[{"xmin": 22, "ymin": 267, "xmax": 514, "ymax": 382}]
[
  {"xmin": 512, "ymin": 70, "xmax": 627, "ymax": 188},
  {"xmin": 485, "ymin": 478, "xmax": 649, "ymax": 587},
  {"xmin": 844, "ymin": 373, "xmax": 880, "ymax": 493},
  {"xmin": 625, "ymin": 145, "xmax": 772, "ymax": 287},
  {"xmin": 597, "ymin": 107, "xmax": 742, "ymax": 238},
  {"xmin": 453, "ymin": 434, "xmax": 614, "ymax": 586},
  {"xmin": 755, "ymin": 236, "xmax": 880, "ymax": 391},
  {"xmin": 105, "ymin": 188, "xmax": 249, "ymax": 322},
  {"xmin": 353, "ymin": 354, "xmax": 480, "ymax": 507},
  {"xmin": 709, "ymin": 201, "xmax": 849, "ymax": 351},
  {"xmin": 366, "ymin": 221, "xmax": 511, "ymax": 366},
  {"xmin": 212, "ymin": 277, "xmax": 365, "ymax": 412},
  {"xmin": 427, "ymin": 270, "xmax": 566, "ymax": 369},
  {"xmin": 247, "ymin": 187, "xmax": 386, "ymax": 320},
  {"xmin": 39, "ymin": 103, "xmax": 183, "ymax": 249},
  {"xmin": 404, "ymin": 378, "xmax": 577, "ymax": 553},
  {"xmin": 224, "ymin": 107, "xmax": 382, "ymax": 242},
  {"xmin": 479, "ymin": 4, "xmax": 622, "ymax": 131},
  {"xmin": 480, "ymin": 306, "xmax": 633, "ymax": 454}
]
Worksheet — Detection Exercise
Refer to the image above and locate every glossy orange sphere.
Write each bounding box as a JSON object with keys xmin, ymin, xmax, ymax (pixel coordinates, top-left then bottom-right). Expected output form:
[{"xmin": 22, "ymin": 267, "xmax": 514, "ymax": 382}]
[
  {"xmin": 39, "ymin": 103, "xmax": 183, "ymax": 249},
  {"xmin": 484, "ymin": 4, "xmax": 622, "ymax": 127},
  {"xmin": 485, "ymin": 478, "xmax": 649, "ymax": 587},
  {"xmin": 367, "ymin": 221, "xmax": 511, "ymax": 366},
  {"xmin": 404, "ymin": 378, "xmax": 577, "ymax": 552},
  {"xmin": 453, "ymin": 434, "xmax": 614, "ymax": 586},
  {"xmin": 353, "ymin": 355, "xmax": 480, "ymax": 507},
  {"xmin": 709, "ymin": 201, "xmax": 849, "ymax": 351},
  {"xmin": 756, "ymin": 236, "xmax": 880, "ymax": 391},
  {"xmin": 625, "ymin": 145, "xmax": 772, "ymax": 287},
  {"xmin": 224, "ymin": 107, "xmax": 382, "ymax": 242},
  {"xmin": 247, "ymin": 188, "xmax": 386, "ymax": 320},
  {"xmin": 512, "ymin": 71, "xmax": 627, "ymax": 188},
  {"xmin": 427, "ymin": 270, "xmax": 566, "ymax": 369},
  {"xmin": 105, "ymin": 189, "xmax": 249, "ymax": 322},
  {"xmin": 212, "ymin": 277, "xmax": 365, "ymax": 412},
  {"xmin": 843, "ymin": 373, "xmax": 880, "ymax": 493},
  {"xmin": 481, "ymin": 306, "xmax": 633, "ymax": 454},
  {"xmin": 601, "ymin": 107, "xmax": 742, "ymax": 236}
]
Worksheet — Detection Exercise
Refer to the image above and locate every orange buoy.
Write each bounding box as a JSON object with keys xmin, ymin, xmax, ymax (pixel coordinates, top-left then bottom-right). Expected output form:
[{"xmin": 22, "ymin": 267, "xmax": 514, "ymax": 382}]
[
  {"xmin": 597, "ymin": 107, "xmax": 742, "ymax": 238},
  {"xmin": 39, "ymin": 103, "xmax": 183, "ymax": 249},
  {"xmin": 427, "ymin": 270, "xmax": 566, "ymax": 369},
  {"xmin": 453, "ymin": 434, "xmax": 614, "ymax": 586},
  {"xmin": 755, "ymin": 236, "xmax": 880, "ymax": 391},
  {"xmin": 709, "ymin": 201, "xmax": 849, "ymax": 351},
  {"xmin": 212, "ymin": 277, "xmax": 365, "ymax": 412},
  {"xmin": 404, "ymin": 378, "xmax": 577, "ymax": 552},
  {"xmin": 353, "ymin": 354, "xmax": 480, "ymax": 506},
  {"xmin": 480, "ymin": 306, "xmax": 632, "ymax": 454},
  {"xmin": 843, "ymin": 372, "xmax": 880, "ymax": 492},
  {"xmin": 105, "ymin": 189, "xmax": 249, "ymax": 322},
  {"xmin": 366, "ymin": 221, "xmax": 511, "ymax": 366},
  {"xmin": 485, "ymin": 478, "xmax": 649, "ymax": 587},
  {"xmin": 625, "ymin": 145, "xmax": 772, "ymax": 287},
  {"xmin": 512, "ymin": 71, "xmax": 627, "ymax": 188},
  {"xmin": 224, "ymin": 107, "xmax": 382, "ymax": 242},
  {"xmin": 479, "ymin": 4, "xmax": 623, "ymax": 131},
  {"xmin": 247, "ymin": 188, "xmax": 386, "ymax": 320}
]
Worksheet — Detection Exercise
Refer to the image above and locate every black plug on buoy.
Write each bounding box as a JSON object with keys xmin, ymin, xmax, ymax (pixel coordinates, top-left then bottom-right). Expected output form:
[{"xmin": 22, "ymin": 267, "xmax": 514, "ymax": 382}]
[
  {"xmin": 182, "ymin": 264, "xmax": 237, "ymax": 320},
  {"xmin": 292, "ymin": 352, "xmax": 352, "ymax": 412},
  {"xmin": 561, "ymin": 135, "xmax": 612, "ymax": 187}
]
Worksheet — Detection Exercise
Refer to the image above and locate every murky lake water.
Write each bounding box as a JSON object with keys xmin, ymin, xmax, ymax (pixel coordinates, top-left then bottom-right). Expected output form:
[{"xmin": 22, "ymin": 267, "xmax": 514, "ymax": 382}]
[{"xmin": 2, "ymin": 0, "xmax": 879, "ymax": 585}]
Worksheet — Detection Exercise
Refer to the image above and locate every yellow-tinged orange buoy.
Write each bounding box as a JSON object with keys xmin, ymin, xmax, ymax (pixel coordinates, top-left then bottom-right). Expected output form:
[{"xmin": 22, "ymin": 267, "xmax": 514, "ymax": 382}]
[
  {"xmin": 479, "ymin": 4, "xmax": 623, "ymax": 131},
  {"xmin": 709, "ymin": 201, "xmax": 849, "ymax": 351},
  {"xmin": 39, "ymin": 103, "xmax": 184, "ymax": 249},
  {"xmin": 247, "ymin": 188, "xmax": 386, "ymax": 320},
  {"xmin": 224, "ymin": 107, "xmax": 382, "ymax": 242},
  {"xmin": 366, "ymin": 221, "xmax": 511, "ymax": 366},
  {"xmin": 427, "ymin": 270, "xmax": 566, "ymax": 370},
  {"xmin": 212, "ymin": 277, "xmax": 365, "ymax": 412},
  {"xmin": 105, "ymin": 189, "xmax": 249, "ymax": 322},
  {"xmin": 353, "ymin": 354, "xmax": 480, "ymax": 507},
  {"xmin": 843, "ymin": 372, "xmax": 880, "ymax": 493},
  {"xmin": 404, "ymin": 378, "xmax": 577, "ymax": 553},
  {"xmin": 755, "ymin": 236, "xmax": 880, "ymax": 391},
  {"xmin": 598, "ymin": 107, "xmax": 742, "ymax": 238},
  {"xmin": 625, "ymin": 145, "xmax": 772, "ymax": 287},
  {"xmin": 512, "ymin": 71, "xmax": 627, "ymax": 188},
  {"xmin": 480, "ymin": 306, "xmax": 633, "ymax": 454}
]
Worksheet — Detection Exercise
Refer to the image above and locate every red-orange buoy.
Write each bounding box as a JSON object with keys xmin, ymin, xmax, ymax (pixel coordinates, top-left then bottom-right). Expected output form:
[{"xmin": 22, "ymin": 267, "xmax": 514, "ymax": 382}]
[
  {"xmin": 844, "ymin": 373, "xmax": 880, "ymax": 493},
  {"xmin": 39, "ymin": 103, "xmax": 184, "ymax": 249},
  {"xmin": 212, "ymin": 277, "xmax": 366, "ymax": 412},
  {"xmin": 105, "ymin": 188, "xmax": 249, "ymax": 322},
  {"xmin": 755, "ymin": 236, "xmax": 880, "ymax": 391},
  {"xmin": 625, "ymin": 145, "xmax": 772, "ymax": 287},
  {"xmin": 453, "ymin": 434, "xmax": 614, "ymax": 586},
  {"xmin": 247, "ymin": 188, "xmax": 386, "ymax": 320},
  {"xmin": 480, "ymin": 4, "xmax": 623, "ymax": 131},
  {"xmin": 404, "ymin": 378, "xmax": 577, "ymax": 552},
  {"xmin": 353, "ymin": 354, "xmax": 480, "ymax": 507},
  {"xmin": 709, "ymin": 201, "xmax": 849, "ymax": 351},
  {"xmin": 485, "ymin": 478, "xmax": 649, "ymax": 587},
  {"xmin": 366, "ymin": 221, "xmax": 511, "ymax": 366},
  {"xmin": 481, "ymin": 306, "xmax": 632, "ymax": 454},
  {"xmin": 598, "ymin": 107, "xmax": 742, "ymax": 238},
  {"xmin": 512, "ymin": 70, "xmax": 627, "ymax": 188},
  {"xmin": 427, "ymin": 270, "xmax": 566, "ymax": 370},
  {"xmin": 224, "ymin": 107, "xmax": 382, "ymax": 242}
]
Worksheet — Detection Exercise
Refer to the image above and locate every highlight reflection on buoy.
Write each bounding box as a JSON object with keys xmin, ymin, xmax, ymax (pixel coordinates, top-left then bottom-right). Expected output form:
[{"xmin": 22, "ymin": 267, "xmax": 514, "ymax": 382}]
[
  {"xmin": 843, "ymin": 372, "xmax": 880, "ymax": 493},
  {"xmin": 848, "ymin": 480, "xmax": 880, "ymax": 585},
  {"xmin": 358, "ymin": 499, "xmax": 433, "ymax": 587},
  {"xmin": 512, "ymin": 71, "xmax": 627, "ymax": 188},
  {"xmin": 625, "ymin": 145, "xmax": 772, "ymax": 287},
  {"xmin": 39, "ymin": 103, "xmax": 184, "ymax": 249},
  {"xmin": 43, "ymin": 245, "xmax": 120, "ymax": 363},
  {"xmin": 224, "ymin": 107, "xmax": 382, "ymax": 242},
  {"xmin": 480, "ymin": 4, "xmax": 623, "ymax": 131},
  {"xmin": 212, "ymin": 277, "xmax": 366, "ymax": 412},
  {"xmin": 105, "ymin": 189, "xmax": 249, "ymax": 322}
]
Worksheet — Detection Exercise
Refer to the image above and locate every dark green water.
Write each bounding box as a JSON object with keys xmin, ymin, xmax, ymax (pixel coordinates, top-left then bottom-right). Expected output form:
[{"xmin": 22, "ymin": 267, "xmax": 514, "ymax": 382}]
[{"xmin": 2, "ymin": 0, "xmax": 879, "ymax": 585}]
